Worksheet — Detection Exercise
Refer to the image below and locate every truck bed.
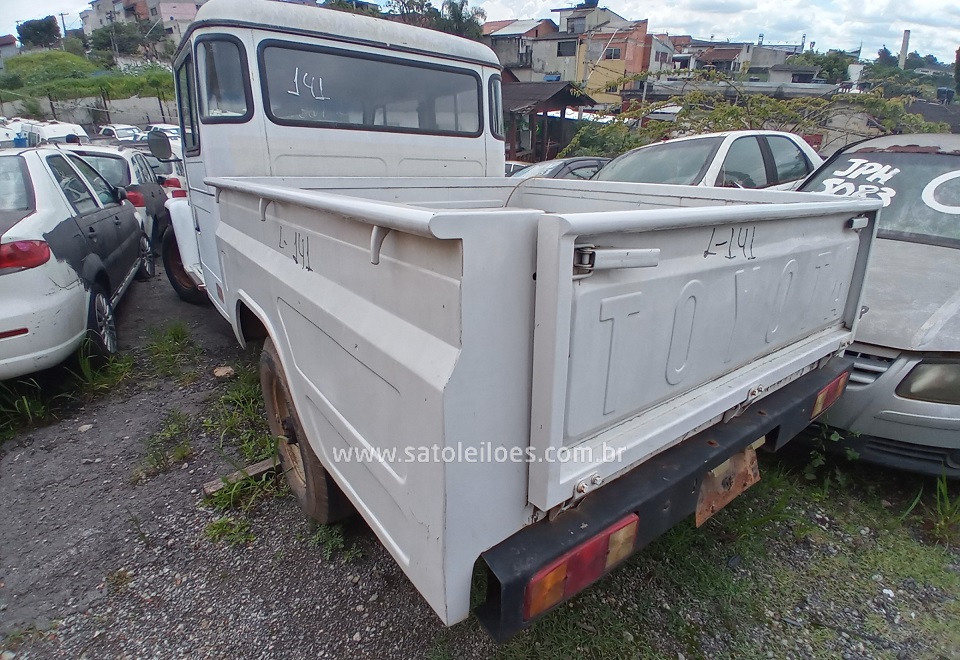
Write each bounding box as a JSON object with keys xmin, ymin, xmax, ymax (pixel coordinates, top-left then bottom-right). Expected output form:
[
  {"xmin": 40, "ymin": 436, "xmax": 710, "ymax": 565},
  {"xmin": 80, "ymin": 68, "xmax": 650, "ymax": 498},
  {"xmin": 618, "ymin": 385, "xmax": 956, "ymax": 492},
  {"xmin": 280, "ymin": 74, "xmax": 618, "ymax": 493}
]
[{"xmin": 206, "ymin": 175, "xmax": 880, "ymax": 624}]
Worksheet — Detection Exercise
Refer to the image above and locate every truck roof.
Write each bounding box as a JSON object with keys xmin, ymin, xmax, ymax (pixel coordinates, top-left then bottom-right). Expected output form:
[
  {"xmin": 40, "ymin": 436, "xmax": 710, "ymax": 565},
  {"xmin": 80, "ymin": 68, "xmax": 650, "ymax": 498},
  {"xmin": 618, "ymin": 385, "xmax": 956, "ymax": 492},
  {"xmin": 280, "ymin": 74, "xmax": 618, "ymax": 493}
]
[{"xmin": 187, "ymin": 0, "xmax": 501, "ymax": 68}]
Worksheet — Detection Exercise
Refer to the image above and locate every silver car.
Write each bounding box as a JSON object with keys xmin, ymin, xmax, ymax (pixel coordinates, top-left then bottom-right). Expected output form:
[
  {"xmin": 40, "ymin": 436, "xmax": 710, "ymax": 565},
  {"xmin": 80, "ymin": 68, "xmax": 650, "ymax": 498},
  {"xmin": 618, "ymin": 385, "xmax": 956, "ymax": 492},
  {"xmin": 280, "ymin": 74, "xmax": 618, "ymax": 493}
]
[{"xmin": 799, "ymin": 134, "xmax": 960, "ymax": 477}]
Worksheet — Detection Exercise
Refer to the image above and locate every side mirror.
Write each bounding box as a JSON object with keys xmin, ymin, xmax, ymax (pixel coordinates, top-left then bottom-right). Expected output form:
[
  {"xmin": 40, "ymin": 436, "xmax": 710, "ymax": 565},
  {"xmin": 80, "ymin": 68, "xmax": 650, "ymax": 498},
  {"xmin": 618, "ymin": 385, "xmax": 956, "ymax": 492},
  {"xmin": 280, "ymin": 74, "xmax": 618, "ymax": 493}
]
[
  {"xmin": 114, "ymin": 186, "xmax": 128, "ymax": 203},
  {"xmin": 147, "ymin": 129, "xmax": 173, "ymax": 161},
  {"xmin": 156, "ymin": 175, "xmax": 167, "ymax": 185}
]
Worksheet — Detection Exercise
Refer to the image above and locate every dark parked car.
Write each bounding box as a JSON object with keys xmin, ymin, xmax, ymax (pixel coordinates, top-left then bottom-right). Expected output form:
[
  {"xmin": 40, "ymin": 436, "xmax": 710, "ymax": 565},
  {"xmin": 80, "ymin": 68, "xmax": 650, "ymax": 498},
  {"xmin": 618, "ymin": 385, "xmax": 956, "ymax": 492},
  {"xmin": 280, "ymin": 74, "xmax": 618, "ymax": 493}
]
[
  {"xmin": 799, "ymin": 134, "xmax": 960, "ymax": 477},
  {"xmin": 510, "ymin": 157, "xmax": 610, "ymax": 180}
]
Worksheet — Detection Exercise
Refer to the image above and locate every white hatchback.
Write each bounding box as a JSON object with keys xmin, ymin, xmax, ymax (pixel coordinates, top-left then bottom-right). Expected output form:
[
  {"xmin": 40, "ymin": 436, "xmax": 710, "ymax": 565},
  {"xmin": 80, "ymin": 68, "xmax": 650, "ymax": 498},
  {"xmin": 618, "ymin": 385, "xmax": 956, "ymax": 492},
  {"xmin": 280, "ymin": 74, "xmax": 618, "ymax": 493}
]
[{"xmin": 0, "ymin": 148, "xmax": 146, "ymax": 380}]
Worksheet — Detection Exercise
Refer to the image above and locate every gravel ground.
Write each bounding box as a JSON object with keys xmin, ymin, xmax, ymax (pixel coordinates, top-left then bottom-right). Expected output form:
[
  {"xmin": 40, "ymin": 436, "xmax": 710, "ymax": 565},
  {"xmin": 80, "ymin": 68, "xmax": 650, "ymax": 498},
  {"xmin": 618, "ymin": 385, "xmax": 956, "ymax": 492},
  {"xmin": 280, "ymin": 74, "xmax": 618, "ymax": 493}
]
[{"xmin": 1, "ymin": 267, "xmax": 957, "ymax": 659}]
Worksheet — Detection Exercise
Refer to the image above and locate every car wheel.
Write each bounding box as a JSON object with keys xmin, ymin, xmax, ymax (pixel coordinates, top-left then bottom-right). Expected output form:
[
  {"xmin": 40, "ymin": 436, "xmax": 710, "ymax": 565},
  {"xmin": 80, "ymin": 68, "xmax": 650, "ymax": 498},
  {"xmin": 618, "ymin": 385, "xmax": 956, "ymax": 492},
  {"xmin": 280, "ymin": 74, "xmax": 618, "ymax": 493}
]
[
  {"xmin": 161, "ymin": 226, "xmax": 207, "ymax": 305},
  {"xmin": 85, "ymin": 283, "xmax": 118, "ymax": 359},
  {"xmin": 260, "ymin": 337, "xmax": 353, "ymax": 524},
  {"xmin": 136, "ymin": 234, "xmax": 155, "ymax": 280}
]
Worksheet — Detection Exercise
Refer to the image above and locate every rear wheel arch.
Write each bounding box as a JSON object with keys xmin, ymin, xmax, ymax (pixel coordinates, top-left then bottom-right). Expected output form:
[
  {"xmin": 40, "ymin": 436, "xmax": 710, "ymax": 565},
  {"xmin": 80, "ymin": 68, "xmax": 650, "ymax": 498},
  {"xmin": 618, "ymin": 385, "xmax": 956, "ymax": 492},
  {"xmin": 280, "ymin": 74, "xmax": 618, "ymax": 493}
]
[{"xmin": 236, "ymin": 298, "xmax": 269, "ymax": 346}]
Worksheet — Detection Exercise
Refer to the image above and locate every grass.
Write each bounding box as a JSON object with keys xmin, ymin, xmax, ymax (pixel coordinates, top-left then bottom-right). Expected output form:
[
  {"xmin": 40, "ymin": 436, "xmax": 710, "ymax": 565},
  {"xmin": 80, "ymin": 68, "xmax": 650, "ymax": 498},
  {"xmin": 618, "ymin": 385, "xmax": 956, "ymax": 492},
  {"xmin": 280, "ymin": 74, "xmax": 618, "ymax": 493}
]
[
  {"xmin": 495, "ymin": 452, "xmax": 960, "ymax": 659},
  {"xmin": 145, "ymin": 322, "xmax": 203, "ymax": 382},
  {"xmin": 308, "ymin": 523, "xmax": 362, "ymax": 562},
  {"xmin": 205, "ymin": 465, "xmax": 287, "ymax": 513},
  {"xmin": 130, "ymin": 410, "xmax": 194, "ymax": 483},
  {"xmin": 928, "ymin": 474, "xmax": 960, "ymax": 544},
  {"xmin": 202, "ymin": 361, "xmax": 274, "ymax": 463},
  {"xmin": 104, "ymin": 568, "xmax": 133, "ymax": 593},
  {"xmin": 205, "ymin": 516, "xmax": 255, "ymax": 547}
]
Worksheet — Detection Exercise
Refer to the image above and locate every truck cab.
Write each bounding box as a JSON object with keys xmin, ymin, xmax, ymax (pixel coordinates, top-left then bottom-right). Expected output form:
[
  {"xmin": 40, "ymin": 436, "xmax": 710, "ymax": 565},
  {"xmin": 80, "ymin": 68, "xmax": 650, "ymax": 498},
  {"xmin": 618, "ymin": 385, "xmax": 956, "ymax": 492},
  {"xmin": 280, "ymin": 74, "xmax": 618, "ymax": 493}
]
[{"xmin": 159, "ymin": 0, "xmax": 505, "ymax": 317}]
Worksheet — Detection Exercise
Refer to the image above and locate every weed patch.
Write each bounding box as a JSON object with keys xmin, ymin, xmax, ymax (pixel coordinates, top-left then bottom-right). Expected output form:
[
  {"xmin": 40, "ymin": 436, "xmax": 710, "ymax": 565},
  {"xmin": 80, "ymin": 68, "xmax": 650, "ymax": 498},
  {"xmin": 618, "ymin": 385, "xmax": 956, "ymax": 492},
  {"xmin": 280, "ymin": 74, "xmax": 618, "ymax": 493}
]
[
  {"xmin": 105, "ymin": 568, "xmax": 133, "ymax": 593},
  {"xmin": 205, "ymin": 467, "xmax": 286, "ymax": 513},
  {"xmin": 205, "ymin": 516, "xmax": 255, "ymax": 546},
  {"xmin": 203, "ymin": 362, "xmax": 273, "ymax": 463},
  {"xmin": 131, "ymin": 410, "xmax": 194, "ymax": 483},
  {"xmin": 308, "ymin": 523, "xmax": 362, "ymax": 562},
  {"xmin": 146, "ymin": 322, "xmax": 203, "ymax": 382}
]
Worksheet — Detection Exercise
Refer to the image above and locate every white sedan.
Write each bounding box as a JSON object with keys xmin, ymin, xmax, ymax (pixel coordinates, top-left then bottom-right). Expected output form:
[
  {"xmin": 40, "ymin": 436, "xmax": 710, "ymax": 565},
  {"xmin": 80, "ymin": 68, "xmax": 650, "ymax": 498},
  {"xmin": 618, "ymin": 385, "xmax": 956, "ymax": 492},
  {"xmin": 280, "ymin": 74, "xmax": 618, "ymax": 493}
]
[
  {"xmin": 0, "ymin": 148, "xmax": 147, "ymax": 380},
  {"xmin": 595, "ymin": 130, "xmax": 823, "ymax": 191}
]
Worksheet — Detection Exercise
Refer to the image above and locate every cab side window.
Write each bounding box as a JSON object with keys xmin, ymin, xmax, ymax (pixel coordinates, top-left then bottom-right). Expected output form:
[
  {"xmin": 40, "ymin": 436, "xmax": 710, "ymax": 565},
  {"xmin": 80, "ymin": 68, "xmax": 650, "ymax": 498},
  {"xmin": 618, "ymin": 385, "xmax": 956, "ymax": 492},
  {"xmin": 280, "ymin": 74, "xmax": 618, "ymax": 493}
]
[
  {"xmin": 47, "ymin": 155, "xmax": 98, "ymax": 215},
  {"xmin": 197, "ymin": 37, "xmax": 251, "ymax": 122},
  {"xmin": 176, "ymin": 54, "xmax": 201, "ymax": 153},
  {"xmin": 766, "ymin": 136, "xmax": 813, "ymax": 185},
  {"xmin": 66, "ymin": 155, "xmax": 117, "ymax": 206}
]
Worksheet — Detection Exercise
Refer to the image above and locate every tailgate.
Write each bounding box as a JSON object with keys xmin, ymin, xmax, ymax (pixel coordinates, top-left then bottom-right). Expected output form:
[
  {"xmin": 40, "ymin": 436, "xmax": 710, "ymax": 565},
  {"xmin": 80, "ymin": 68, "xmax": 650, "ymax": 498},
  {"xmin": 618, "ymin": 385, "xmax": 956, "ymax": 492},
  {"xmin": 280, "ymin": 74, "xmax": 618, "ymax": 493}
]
[{"xmin": 528, "ymin": 199, "xmax": 879, "ymax": 510}]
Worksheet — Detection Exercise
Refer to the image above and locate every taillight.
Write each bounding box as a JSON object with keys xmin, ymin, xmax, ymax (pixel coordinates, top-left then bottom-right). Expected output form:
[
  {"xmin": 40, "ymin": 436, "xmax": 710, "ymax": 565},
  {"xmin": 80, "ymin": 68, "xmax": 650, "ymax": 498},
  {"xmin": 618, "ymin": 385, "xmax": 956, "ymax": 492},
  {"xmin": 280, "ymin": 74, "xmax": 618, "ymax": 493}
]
[
  {"xmin": 126, "ymin": 191, "xmax": 146, "ymax": 207},
  {"xmin": 171, "ymin": 189, "xmax": 188, "ymax": 198},
  {"xmin": 811, "ymin": 371, "xmax": 850, "ymax": 419},
  {"xmin": 0, "ymin": 240, "xmax": 51, "ymax": 272},
  {"xmin": 163, "ymin": 177, "xmax": 182, "ymax": 189},
  {"xmin": 524, "ymin": 513, "xmax": 638, "ymax": 620}
]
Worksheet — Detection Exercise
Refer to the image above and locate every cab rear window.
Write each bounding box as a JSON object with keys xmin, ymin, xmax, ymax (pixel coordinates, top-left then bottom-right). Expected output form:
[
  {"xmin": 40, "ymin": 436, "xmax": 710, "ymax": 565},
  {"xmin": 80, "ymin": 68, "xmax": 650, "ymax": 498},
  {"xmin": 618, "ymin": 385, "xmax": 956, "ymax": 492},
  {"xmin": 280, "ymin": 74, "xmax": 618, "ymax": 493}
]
[{"xmin": 70, "ymin": 153, "xmax": 131, "ymax": 187}]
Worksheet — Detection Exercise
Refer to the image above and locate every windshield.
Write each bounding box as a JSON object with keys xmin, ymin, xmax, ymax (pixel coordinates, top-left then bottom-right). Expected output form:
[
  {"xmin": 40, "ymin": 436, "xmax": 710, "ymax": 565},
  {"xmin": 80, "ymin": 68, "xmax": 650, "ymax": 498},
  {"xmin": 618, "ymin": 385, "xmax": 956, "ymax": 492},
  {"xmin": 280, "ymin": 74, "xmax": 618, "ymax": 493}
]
[
  {"xmin": 72, "ymin": 153, "xmax": 130, "ymax": 187},
  {"xmin": 801, "ymin": 150, "xmax": 960, "ymax": 249},
  {"xmin": 116, "ymin": 128, "xmax": 140, "ymax": 139},
  {"xmin": 0, "ymin": 156, "xmax": 32, "ymax": 212},
  {"xmin": 595, "ymin": 136, "xmax": 724, "ymax": 185},
  {"xmin": 512, "ymin": 160, "xmax": 562, "ymax": 179}
]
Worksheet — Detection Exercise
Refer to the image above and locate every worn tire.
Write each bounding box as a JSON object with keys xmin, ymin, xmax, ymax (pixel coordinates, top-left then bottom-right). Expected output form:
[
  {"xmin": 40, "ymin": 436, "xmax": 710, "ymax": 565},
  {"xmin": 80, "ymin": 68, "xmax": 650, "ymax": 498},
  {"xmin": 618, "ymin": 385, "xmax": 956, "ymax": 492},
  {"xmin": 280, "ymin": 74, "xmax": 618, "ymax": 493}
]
[
  {"xmin": 136, "ymin": 233, "xmax": 156, "ymax": 281},
  {"xmin": 260, "ymin": 337, "xmax": 353, "ymax": 524},
  {"xmin": 85, "ymin": 283, "xmax": 118, "ymax": 360},
  {"xmin": 161, "ymin": 226, "xmax": 207, "ymax": 305}
]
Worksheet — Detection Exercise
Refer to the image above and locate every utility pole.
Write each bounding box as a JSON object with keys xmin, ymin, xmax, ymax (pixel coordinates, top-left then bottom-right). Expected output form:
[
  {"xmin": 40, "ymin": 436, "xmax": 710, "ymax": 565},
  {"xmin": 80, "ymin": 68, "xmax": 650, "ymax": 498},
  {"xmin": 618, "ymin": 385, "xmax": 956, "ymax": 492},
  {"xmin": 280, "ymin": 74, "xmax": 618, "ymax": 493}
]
[
  {"xmin": 106, "ymin": 10, "xmax": 120, "ymax": 64},
  {"xmin": 58, "ymin": 13, "xmax": 68, "ymax": 49}
]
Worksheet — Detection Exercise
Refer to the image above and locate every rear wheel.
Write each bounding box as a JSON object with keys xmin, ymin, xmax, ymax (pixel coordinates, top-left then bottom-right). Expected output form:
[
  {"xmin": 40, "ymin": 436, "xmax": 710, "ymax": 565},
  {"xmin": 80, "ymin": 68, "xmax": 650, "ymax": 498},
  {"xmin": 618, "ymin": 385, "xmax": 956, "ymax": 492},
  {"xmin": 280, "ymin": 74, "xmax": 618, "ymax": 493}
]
[
  {"xmin": 161, "ymin": 226, "xmax": 207, "ymax": 305},
  {"xmin": 136, "ymin": 233, "xmax": 155, "ymax": 280},
  {"xmin": 260, "ymin": 337, "xmax": 353, "ymax": 524},
  {"xmin": 85, "ymin": 283, "xmax": 117, "ymax": 360}
]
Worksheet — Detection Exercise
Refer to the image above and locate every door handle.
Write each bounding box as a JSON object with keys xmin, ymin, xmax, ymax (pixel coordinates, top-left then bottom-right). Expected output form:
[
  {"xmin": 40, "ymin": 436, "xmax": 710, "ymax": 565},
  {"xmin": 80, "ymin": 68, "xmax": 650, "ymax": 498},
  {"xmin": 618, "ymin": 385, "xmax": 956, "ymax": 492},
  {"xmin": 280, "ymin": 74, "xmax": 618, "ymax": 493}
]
[{"xmin": 114, "ymin": 217, "xmax": 122, "ymax": 226}]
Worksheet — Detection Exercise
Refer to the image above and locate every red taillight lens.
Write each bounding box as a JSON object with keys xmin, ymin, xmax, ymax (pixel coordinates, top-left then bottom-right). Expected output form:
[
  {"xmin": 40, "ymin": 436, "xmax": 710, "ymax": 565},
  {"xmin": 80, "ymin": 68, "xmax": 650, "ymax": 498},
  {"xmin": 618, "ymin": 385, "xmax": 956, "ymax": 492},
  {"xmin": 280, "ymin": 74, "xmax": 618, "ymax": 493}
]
[
  {"xmin": 0, "ymin": 240, "xmax": 51, "ymax": 272},
  {"xmin": 524, "ymin": 513, "xmax": 638, "ymax": 621},
  {"xmin": 126, "ymin": 191, "xmax": 146, "ymax": 207},
  {"xmin": 171, "ymin": 189, "xmax": 188, "ymax": 198},
  {"xmin": 162, "ymin": 177, "xmax": 182, "ymax": 188},
  {"xmin": 0, "ymin": 328, "xmax": 29, "ymax": 339},
  {"xmin": 811, "ymin": 371, "xmax": 850, "ymax": 419}
]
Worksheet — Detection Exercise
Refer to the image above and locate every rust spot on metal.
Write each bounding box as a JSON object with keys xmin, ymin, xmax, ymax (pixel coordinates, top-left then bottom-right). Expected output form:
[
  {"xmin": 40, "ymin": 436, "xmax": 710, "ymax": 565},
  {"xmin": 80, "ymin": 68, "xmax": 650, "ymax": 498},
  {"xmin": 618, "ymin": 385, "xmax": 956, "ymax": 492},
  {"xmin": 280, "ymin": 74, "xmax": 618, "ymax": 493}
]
[
  {"xmin": 695, "ymin": 443, "xmax": 762, "ymax": 527},
  {"xmin": 707, "ymin": 439, "xmax": 719, "ymax": 447}
]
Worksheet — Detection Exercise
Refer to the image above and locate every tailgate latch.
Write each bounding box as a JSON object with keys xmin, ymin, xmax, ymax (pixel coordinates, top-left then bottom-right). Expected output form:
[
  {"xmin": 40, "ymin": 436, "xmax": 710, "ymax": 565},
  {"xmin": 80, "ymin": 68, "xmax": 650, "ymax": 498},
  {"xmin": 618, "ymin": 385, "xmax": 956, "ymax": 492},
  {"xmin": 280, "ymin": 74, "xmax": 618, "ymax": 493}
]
[{"xmin": 573, "ymin": 245, "xmax": 660, "ymax": 279}]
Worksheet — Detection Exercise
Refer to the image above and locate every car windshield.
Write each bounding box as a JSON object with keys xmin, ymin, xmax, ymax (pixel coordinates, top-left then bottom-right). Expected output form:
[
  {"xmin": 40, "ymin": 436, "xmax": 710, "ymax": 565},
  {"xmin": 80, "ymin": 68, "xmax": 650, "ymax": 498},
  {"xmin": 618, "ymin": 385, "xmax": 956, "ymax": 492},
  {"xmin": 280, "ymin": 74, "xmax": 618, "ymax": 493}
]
[
  {"xmin": 801, "ymin": 150, "xmax": 960, "ymax": 249},
  {"xmin": 0, "ymin": 157, "xmax": 32, "ymax": 211},
  {"xmin": 595, "ymin": 136, "xmax": 724, "ymax": 185},
  {"xmin": 511, "ymin": 161, "xmax": 562, "ymax": 179},
  {"xmin": 115, "ymin": 128, "xmax": 139, "ymax": 139},
  {"xmin": 73, "ymin": 153, "xmax": 131, "ymax": 187}
]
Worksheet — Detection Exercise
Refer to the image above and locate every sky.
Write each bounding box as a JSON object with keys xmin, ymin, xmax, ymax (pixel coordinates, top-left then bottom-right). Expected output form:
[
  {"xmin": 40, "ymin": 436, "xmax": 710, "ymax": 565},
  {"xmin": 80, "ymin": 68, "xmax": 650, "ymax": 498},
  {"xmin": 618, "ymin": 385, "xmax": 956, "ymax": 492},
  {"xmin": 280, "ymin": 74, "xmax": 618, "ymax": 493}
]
[{"xmin": 1, "ymin": 0, "xmax": 957, "ymax": 65}]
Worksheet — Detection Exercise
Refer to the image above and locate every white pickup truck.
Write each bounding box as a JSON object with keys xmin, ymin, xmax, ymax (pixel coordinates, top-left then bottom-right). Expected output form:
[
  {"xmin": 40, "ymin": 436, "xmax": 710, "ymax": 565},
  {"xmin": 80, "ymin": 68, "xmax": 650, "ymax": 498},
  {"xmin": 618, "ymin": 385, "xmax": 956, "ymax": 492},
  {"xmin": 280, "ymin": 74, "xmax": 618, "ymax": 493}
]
[
  {"xmin": 154, "ymin": 0, "xmax": 882, "ymax": 641},
  {"xmin": 207, "ymin": 173, "xmax": 880, "ymax": 639}
]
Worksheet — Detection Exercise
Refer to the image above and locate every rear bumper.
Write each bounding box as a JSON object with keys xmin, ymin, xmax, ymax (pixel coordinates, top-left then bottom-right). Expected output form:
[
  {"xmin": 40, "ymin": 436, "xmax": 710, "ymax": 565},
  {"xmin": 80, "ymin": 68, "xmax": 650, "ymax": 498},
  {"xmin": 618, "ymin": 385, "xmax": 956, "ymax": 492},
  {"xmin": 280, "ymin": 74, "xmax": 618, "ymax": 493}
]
[{"xmin": 476, "ymin": 356, "xmax": 853, "ymax": 642}]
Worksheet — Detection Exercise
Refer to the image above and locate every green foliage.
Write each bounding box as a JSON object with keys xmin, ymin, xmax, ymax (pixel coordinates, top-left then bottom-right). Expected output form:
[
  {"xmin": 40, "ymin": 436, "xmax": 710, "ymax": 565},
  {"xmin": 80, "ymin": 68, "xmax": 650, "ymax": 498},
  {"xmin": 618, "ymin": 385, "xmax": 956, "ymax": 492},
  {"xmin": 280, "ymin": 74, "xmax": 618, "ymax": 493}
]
[
  {"xmin": 5, "ymin": 51, "xmax": 97, "ymax": 87},
  {"xmin": 16, "ymin": 16, "xmax": 60, "ymax": 49},
  {"xmin": 0, "ymin": 73, "xmax": 23, "ymax": 90},
  {"xmin": 322, "ymin": 0, "xmax": 382, "ymax": 16},
  {"xmin": 876, "ymin": 45, "xmax": 898, "ymax": 67},
  {"xmin": 789, "ymin": 51, "xmax": 854, "ymax": 84},
  {"xmin": 146, "ymin": 322, "xmax": 202, "ymax": 381},
  {"xmin": 438, "ymin": 0, "xmax": 486, "ymax": 40},
  {"xmin": 90, "ymin": 22, "xmax": 144, "ymax": 55},
  {"xmin": 202, "ymin": 362, "xmax": 274, "ymax": 463},
  {"xmin": 387, "ymin": 0, "xmax": 442, "ymax": 28},
  {"xmin": 132, "ymin": 410, "xmax": 194, "ymax": 482},
  {"xmin": 309, "ymin": 523, "xmax": 362, "ymax": 561},
  {"xmin": 205, "ymin": 516, "xmax": 255, "ymax": 546},
  {"xmin": 205, "ymin": 465, "xmax": 286, "ymax": 512},
  {"xmin": 63, "ymin": 36, "xmax": 87, "ymax": 58},
  {"xmin": 928, "ymin": 475, "xmax": 960, "ymax": 545}
]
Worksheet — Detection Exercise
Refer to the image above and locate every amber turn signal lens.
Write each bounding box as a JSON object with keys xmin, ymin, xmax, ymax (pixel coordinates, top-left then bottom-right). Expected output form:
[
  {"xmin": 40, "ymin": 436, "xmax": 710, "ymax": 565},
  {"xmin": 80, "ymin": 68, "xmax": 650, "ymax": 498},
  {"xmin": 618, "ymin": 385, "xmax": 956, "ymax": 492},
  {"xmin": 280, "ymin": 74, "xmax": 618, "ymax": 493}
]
[{"xmin": 811, "ymin": 372, "xmax": 849, "ymax": 419}]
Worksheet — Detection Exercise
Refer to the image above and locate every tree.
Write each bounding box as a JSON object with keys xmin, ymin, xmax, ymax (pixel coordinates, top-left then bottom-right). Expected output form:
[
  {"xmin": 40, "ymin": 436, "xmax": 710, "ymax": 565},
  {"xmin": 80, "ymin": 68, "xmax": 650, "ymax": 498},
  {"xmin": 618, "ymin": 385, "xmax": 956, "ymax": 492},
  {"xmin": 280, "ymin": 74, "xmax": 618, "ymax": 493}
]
[
  {"xmin": 790, "ymin": 51, "xmax": 853, "ymax": 83},
  {"xmin": 16, "ymin": 16, "xmax": 61, "ymax": 49},
  {"xmin": 438, "ymin": 0, "xmax": 486, "ymax": 40},
  {"xmin": 876, "ymin": 46, "xmax": 898, "ymax": 67},
  {"xmin": 322, "ymin": 0, "xmax": 381, "ymax": 16},
  {"xmin": 63, "ymin": 36, "xmax": 86, "ymax": 58},
  {"xmin": 387, "ymin": 0, "xmax": 441, "ymax": 28},
  {"xmin": 90, "ymin": 22, "xmax": 144, "ymax": 56}
]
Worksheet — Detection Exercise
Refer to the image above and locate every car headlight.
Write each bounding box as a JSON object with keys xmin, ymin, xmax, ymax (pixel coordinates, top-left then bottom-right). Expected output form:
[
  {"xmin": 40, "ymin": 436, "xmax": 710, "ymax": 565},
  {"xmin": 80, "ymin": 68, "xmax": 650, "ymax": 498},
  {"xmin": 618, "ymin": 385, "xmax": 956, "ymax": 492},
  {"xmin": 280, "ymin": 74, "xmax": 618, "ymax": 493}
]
[{"xmin": 895, "ymin": 362, "xmax": 960, "ymax": 405}]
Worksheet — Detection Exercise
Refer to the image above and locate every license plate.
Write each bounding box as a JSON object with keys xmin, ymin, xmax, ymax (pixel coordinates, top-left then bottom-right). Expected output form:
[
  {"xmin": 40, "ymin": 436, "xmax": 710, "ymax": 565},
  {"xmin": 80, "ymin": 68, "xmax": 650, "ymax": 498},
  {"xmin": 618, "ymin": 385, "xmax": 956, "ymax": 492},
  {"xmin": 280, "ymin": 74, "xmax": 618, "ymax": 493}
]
[{"xmin": 695, "ymin": 437, "xmax": 764, "ymax": 527}]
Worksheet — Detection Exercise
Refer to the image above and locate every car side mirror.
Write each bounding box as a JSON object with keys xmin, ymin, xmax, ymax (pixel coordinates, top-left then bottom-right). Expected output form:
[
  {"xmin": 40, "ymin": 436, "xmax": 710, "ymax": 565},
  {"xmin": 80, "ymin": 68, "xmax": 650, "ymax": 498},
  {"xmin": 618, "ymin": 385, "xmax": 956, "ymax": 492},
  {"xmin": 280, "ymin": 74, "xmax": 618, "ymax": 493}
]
[
  {"xmin": 147, "ymin": 130, "xmax": 173, "ymax": 161},
  {"xmin": 114, "ymin": 186, "xmax": 128, "ymax": 203},
  {"xmin": 156, "ymin": 175, "xmax": 167, "ymax": 185}
]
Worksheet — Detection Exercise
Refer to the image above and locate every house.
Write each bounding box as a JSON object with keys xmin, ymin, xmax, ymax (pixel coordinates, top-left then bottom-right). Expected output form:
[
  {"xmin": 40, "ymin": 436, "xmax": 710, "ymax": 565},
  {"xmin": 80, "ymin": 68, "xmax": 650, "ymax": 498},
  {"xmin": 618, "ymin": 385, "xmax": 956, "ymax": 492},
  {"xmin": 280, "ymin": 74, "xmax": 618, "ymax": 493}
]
[
  {"xmin": 767, "ymin": 64, "xmax": 820, "ymax": 84},
  {"xmin": 82, "ymin": 0, "xmax": 211, "ymax": 44},
  {"xmin": 501, "ymin": 81, "xmax": 597, "ymax": 160},
  {"xmin": 0, "ymin": 35, "xmax": 18, "ymax": 72},
  {"xmin": 482, "ymin": 19, "xmax": 557, "ymax": 78}
]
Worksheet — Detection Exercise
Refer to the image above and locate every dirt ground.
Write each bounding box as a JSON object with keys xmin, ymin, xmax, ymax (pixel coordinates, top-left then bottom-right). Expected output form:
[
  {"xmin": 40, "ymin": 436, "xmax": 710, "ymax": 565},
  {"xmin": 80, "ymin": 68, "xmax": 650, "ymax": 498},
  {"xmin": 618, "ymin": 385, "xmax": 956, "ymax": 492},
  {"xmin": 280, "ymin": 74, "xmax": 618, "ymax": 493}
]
[
  {"xmin": 0, "ymin": 270, "xmax": 496, "ymax": 659},
  {"xmin": 2, "ymin": 267, "xmax": 958, "ymax": 660}
]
